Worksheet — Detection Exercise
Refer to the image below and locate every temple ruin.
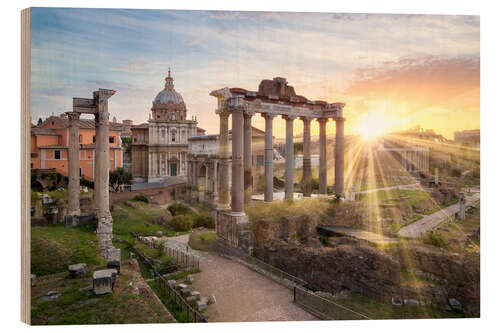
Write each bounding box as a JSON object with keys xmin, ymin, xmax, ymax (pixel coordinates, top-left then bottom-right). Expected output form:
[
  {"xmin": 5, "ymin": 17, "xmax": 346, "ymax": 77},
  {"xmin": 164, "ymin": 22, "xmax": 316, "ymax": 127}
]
[
  {"xmin": 209, "ymin": 77, "xmax": 346, "ymax": 251},
  {"xmin": 65, "ymin": 88, "xmax": 120, "ymax": 261}
]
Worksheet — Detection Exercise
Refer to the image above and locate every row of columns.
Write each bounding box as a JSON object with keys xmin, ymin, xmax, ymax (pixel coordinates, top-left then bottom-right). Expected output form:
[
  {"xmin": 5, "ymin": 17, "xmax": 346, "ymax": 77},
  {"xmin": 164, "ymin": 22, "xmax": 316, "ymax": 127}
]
[{"xmin": 216, "ymin": 96, "xmax": 345, "ymax": 216}]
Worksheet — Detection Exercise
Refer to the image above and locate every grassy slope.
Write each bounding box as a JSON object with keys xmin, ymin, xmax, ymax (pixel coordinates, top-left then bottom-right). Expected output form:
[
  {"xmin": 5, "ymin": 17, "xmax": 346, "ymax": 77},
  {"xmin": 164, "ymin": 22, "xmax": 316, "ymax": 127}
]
[
  {"xmin": 31, "ymin": 224, "xmax": 105, "ymax": 276},
  {"xmin": 31, "ymin": 263, "xmax": 174, "ymax": 325}
]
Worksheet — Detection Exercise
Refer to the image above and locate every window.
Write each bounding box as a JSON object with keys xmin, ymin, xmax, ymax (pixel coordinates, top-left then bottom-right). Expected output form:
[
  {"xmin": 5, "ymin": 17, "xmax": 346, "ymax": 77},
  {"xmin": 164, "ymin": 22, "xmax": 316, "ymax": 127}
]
[
  {"xmin": 92, "ymin": 136, "xmax": 96, "ymax": 143},
  {"xmin": 134, "ymin": 137, "xmax": 137, "ymax": 142},
  {"xmin": 79, "ymin": 168, "xmax": 82, "ymax": 177},
  {"xmin": 256, "ymin": 155, "xmax": 264, "ymax": 166},
  {"xmin": 109, "ymin": 136, "xmax": 115, "ymax": 143},
  {"xmin": 172, "ymin": 132, "xmax": 176, "ymax": 142},
  {"xmin": 79, "ymin": 135, "xmax": 82, "ymax": 143},
  {"xmin": 54, "ymin": 150, "xmax": 61, "ymax": 160}
]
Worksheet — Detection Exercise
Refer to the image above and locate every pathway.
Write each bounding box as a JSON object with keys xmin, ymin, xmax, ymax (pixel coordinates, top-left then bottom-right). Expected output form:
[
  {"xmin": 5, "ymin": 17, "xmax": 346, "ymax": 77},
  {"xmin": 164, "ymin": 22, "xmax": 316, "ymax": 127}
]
[
  {"xmin": 398, "ymin": 191, "xmax": 480, "ymax": 238},
  {"xmin": 166, "ymin": 234, "xmax": 317, "ymax": 322}
]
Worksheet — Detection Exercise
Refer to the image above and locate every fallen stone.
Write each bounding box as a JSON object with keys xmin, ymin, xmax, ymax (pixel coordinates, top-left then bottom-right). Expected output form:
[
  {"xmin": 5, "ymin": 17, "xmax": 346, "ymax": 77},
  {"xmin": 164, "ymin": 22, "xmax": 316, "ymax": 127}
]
[
  {"xmin": 404, "ymin": 299, "xmax": 420, "ymax": 306},
  {"xmin": 156, "ymin": 231, "xmax": 163, "ymax": 237},
  {"xmin": 41, "ymin": 290, "xmax": 62, "ymax": 301},
  {"xmin": 196, "ymin": 300, "xmax": 207, "ymax": 311},
  {"xmin": 93, "ymin": 269, "xmax": 118, "ymax": 295},
  {"xmin": 181, "ymin": 288, "xmax": 191, "ymax": 297},
  {"xmin": 190, "ymin": 291, "xmax": 201, "ymax": 300},
  {"xmin": 186, "ymin": 296, "xmax": 197, "ymax": 305},
  {"xmin": 107, "ymin": 260, "xmax": 121, "ymax": 275},
  {"xmin": 208, "ymin": 294, "xmax": 216, "ymax": 305},
  {"xmin": 449, "ymin": 298, "xmax": 463, "ymax": 312},
  {"xmin": 176, "ymin": 283, "xmax": 187, "ymax": 291},
  {"xmin": 167, "ymin": 280, "xmax": 176, "ymax": 288},
  {"xmin": 31, "ymin": 274, "xmax": 36, "ymax": 286},
  {"xmin": 391, "ymin": 297, "xmax": 402, "ymax": 306},
  {"xmin": 130, "ymin": 252, "xmax": 135, "ymax": 259},
  {"xmin": 68, "ymin": 263, "xmax": 87, "ymax": 278},
  {"xmin": 185, "ymin": 275, "xmax": 194, "ymax": 284}
]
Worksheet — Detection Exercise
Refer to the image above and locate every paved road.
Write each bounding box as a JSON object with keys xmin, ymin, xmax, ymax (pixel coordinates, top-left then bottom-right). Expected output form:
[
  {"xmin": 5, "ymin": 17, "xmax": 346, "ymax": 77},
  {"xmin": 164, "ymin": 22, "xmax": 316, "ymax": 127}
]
[
  {"xmin": 398, "ymin": 191, "xmax": 480, "ymax": 238},
  {"xmin": 167, "ymin": 234, "xmax": 317, "ymax": 322}
]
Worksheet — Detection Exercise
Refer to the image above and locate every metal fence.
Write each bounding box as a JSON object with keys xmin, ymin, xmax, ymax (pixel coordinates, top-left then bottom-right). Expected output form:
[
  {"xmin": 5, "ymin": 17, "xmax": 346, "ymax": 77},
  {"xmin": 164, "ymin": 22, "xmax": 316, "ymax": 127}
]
[
  {"xmin": 294, "ymin": 286, "xmax": 370, "ymax": 320},
  {"xmin": 153, "ymin": 270, "xmax": 208, "ymax": 323},
  {"xmin": 164, "ymin": 247, "xmax": 200, "ymax": 271},
  {"xmin": 244, "ymin": 255, "xmax": 308, "ymax": 287}
]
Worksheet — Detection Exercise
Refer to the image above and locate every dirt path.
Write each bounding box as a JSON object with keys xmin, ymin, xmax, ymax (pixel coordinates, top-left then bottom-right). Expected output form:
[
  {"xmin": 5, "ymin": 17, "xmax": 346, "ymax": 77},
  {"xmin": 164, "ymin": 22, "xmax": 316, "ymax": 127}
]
[
  {"xmin": 166, "ymin": 234, "xmax": 317, "ymax": 322},
  {"xmin": 398, "ymin": 191, "xmax": 480, "ymax": 238}
]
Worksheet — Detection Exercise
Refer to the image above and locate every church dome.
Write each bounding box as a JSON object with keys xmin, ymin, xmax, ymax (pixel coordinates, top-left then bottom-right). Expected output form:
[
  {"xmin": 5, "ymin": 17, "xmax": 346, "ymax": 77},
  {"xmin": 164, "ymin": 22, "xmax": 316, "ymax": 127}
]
[{"xmin": 153, "ymin": 69, "xmax": 184, "ymax": 105}]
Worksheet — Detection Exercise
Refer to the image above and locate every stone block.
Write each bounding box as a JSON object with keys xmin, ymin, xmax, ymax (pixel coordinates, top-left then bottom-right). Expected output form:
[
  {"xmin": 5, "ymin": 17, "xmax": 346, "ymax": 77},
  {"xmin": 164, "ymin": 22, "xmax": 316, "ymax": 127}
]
[
  {"xmin": 181, "ymin": 288, "xmax": 191, "ymax": 297},
  {"xmin": 107, "ymin": 260, "xmax": 121, "ymax": 274},
  {"xmin": 190, "ymin": 291, "xmax": 201, "ymax": 300},
  {"xmin": 30, "ymin": 274, "xmax": 36, "ymax": 286},
  {"xmin": 208, "ymin": 294, "xmax": 216, "ymax": 304},
  {"xmin": 167, "ymin": 280, "xmax": 176, "ymax": 288},
  {"xmin": 105, "ymin": 247, "xmax": 121, "ymax": 262},
  {"xmin": 185, "ymin": 275, "xmax": 194, "ymax": 284},
  {"xmin": 93, "ymin": 269, "xmax": 118, "ymax": 295},
  {"xmin": 176, "ymin": 283, "xmax": 187, "ymax": 291},
  {"xmin": 186, "ymin": 296, "xmax": 197, "ymax": 305},
  {"xmin": 68, "ymin": 263, "xmax": 87, "ymax": 278},
  {"xmin": 196, "ymin": 300, "xmax": 207, "ymax": 311}
]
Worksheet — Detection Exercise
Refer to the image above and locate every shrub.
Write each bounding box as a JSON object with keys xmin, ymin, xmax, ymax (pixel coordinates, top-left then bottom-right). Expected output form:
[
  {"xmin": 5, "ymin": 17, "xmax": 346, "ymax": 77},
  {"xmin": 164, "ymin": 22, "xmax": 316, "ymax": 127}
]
[
  {"xmin": 170, "ymin": 214, "xmax": 194, "ymax": 232},
  {"xmin": 81, "ymin": 178, "xmax": 94, "ymax": 189},
  {"xmin": 311, "ymin": 177, "xmax": 319, "ymax": 190},
  {"xmin": 424, "ymin": 232, "xmax": 447, "ymax": 248},
  {"xmin": 450, "ymin": 168, "xmax": 462, "ymax": 178},
  {"xmin": 132, "ymin": 194, "xmax": 148, "ymax": 203},
  {"xmin": 168, "ymin": 203, "xmax": 193, "ymax": 216},
  {"xmin": 194, "ymin": 213, "xmax": 215, "ymax": 229},
  {"xmin": 154, "ymin": 257, "xmax": 178, "ymax": 275}
]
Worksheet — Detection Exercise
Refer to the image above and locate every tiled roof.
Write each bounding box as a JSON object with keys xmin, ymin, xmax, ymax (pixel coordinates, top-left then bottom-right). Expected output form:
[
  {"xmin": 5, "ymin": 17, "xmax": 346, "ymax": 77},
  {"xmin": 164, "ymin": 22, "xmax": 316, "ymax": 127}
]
[
  {"xmin": 40, "ymin": 116, "xmax": 123, "ymax": 131},
  {"xmin": 31, "ymin": 128, "xmax": 60, "ymax": 136}
]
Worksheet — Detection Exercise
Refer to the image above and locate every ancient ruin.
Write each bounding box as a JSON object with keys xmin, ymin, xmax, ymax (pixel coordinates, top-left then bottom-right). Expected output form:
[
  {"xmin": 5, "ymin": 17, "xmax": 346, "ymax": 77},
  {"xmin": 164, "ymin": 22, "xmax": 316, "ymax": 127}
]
[
  {"xmin": 65, "ymin": 89, "xmax": 120, "ymax": 261},
  {"xmin": 209, "ymin": 78, "xmax": 346, "ymax": 251}
]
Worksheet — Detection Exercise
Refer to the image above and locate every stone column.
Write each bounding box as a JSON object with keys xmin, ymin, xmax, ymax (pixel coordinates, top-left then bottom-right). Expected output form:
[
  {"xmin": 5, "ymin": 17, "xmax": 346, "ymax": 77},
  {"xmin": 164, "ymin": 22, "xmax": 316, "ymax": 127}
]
[
  {"xmin": 94, "ymin": 89, "xmax": 116, "ymax": 258},
  {"xmin": 318, "ymin": 118, "xmax": 328, "ymax": 195},
  {"xmin": 283, "ymin": 115, "xmax": 295, "ymax": 200},
  {"xmin": 217, "ymin": 111, "xmax": 231, "ymax": 209},
  {"xmin": 335, "ymin": 118, "xmax": 345, "ymax": 198},
  {"xmin": 67, "ymin": 112, "xmax": 81, "ymax": 218},
  {"xmin": 301, "ymin": 117, "xmax": 312, "ymax": 197},
  {"xmin": 243, "ymin": 113, "xmax": 253, "ymax": 205},
  {"xmin": 213, "ymin": 160, "xmax": 218, "ymax": 200},
  {"xmin": 263, "ymin": 114, "xmax": 275, "ymax": 202},
  {"xmin": 229, "ymin": 99, "xmax": 245, "ymax": 214}
]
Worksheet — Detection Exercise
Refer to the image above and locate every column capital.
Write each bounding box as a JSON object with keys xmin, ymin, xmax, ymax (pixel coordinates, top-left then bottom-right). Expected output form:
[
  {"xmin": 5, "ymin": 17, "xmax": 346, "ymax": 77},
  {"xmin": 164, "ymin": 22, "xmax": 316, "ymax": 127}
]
[
  {"xmin": 317, "ymin": 117, "xmax": 329, "ymax": 124},
  {"xmin": 261, "ymin": 113, "xmax": 276, "ymax": 120},
  {"xmin": 300, "ymin": 116, "xmax": 314, "ymax": 122},
  {"xmin": 243, "ymin": 110, "xmax": 255, "ymax": 118},
  {"xmin": 334, "ymin": 117, "xmax": 346, "ymax": 123},
  {"xmin": 226, "ymin": 95, "xmax": 247, "ymax": 114},
  {"xmin": 67, "ymin": 112, "xmax": 81, "ymax": 122},
  {"xmin": 281, "ymin": 115, "xmax": 296, "ymax": 121}
]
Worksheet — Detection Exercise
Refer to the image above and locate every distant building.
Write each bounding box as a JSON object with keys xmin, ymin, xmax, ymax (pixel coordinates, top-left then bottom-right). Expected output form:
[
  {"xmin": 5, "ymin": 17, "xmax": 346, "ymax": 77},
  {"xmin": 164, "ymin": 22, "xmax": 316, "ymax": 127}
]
[
  {"xmin": 454, "ymin": 129, "xmax": 480, "ymax": 147},
  {"xmin": 131, "ymin": 70, "xmax": 203, "ymax": 183},
  {"xmin": 30, "ymin": 114, "xmax": 123, "ymax": 181}
]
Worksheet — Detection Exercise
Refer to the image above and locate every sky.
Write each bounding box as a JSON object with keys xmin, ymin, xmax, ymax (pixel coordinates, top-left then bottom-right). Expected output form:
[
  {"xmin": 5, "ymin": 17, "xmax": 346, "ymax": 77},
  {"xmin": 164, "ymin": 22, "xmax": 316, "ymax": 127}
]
[{"xmin": 30, "ymin": 8, "xmax": 480, "ymax": 139}]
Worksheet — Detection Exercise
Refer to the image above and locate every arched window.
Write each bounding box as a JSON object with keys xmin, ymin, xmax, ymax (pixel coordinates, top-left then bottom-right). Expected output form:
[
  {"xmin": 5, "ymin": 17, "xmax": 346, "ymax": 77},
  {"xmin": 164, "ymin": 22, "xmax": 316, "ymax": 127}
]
[{"xmin": 171, "ymin": 131, "xmax": 176, "ymax": 142}]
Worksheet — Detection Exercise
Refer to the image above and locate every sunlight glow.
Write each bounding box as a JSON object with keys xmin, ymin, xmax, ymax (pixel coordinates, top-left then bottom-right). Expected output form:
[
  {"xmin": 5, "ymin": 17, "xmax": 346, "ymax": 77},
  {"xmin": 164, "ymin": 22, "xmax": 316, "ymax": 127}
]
[{"xmin": 355, "ymin": 111, "xmax": 394, "ymax": 141}]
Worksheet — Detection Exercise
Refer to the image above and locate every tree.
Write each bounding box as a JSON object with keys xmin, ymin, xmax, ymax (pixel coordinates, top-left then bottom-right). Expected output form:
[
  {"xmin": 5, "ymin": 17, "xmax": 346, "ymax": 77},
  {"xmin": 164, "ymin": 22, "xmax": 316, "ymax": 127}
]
[
  {"xmin": 37, "ymin": 117, "xmax": 43, "ymax": 125},
  {"xmin": 109, "ymin": 167, "xmax": 132, "ymax": 192}
]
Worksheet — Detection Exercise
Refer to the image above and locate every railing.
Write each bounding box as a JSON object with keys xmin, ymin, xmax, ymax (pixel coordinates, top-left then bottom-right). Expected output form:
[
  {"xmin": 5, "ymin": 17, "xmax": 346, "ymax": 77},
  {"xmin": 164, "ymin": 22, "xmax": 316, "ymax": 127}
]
[
  {"xmin": 164, "ymin": 247, "xmax": 200, "ymax": 271},
  {"xmin": 153, "ymin": 269, "xmax": 208, "ymax": 323},
  {"xmin": 293, "ymin": 286, "xmax": 370, "ymax": 320},
  {"xmin": 244, "ymin": 255, "xmax": 308, "ymax": 287}
]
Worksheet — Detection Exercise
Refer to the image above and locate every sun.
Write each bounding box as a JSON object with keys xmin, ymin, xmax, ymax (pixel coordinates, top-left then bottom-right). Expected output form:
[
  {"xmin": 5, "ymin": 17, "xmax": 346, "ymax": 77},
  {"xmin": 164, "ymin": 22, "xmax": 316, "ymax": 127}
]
[{"xmin": 355, "ymin": 111, "xmax": 392, "ymax": 141}]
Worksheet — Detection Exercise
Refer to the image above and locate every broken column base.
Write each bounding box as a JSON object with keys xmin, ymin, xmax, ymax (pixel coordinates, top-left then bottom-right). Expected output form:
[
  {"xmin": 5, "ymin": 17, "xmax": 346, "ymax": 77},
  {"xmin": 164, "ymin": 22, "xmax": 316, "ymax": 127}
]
[
  {"xmin": 96, "ymin": 215, "xmax": 121, "ymax": 261},
  {"xmin": 215, "ymin": 210, "xmax": 252, "ymax": 256},
  {"xmin": 93, "ymin": 268, "xmax": 118, "ymax": 295}
]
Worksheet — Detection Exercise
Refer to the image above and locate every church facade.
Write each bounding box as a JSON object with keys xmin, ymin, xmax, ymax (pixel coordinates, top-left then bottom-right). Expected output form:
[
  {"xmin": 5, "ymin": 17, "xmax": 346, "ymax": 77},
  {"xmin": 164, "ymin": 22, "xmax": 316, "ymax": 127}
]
[{"xmin": 131, "ymin": 70, "xmax": 203, "ymax": 183}]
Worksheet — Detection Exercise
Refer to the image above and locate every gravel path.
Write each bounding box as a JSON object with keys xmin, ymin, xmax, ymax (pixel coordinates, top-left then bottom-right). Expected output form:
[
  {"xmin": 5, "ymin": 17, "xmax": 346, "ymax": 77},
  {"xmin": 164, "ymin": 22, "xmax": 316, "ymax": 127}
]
[
  {"xmin": 167, "ymin": 234, "xmax": 317, "ymax": 322},
  {"xmin": 398, "ymin": 191, "xmax": 480, "ymax": 238}
]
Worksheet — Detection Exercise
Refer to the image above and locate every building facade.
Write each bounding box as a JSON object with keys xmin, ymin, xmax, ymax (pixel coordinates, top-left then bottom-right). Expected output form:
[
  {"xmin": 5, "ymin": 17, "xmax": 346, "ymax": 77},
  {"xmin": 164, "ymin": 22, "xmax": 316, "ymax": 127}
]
[
  {"xmin": 30, "ymin": 114, "xmax": 123, "ymax": 181},
  {"xmin": 131, "ymin": 70, "xmax": 203, "ymax": 183}
]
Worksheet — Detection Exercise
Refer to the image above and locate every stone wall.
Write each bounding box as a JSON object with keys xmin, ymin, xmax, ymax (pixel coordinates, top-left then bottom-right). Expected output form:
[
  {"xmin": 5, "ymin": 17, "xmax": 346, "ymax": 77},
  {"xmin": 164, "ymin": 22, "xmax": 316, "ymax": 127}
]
[
  {"xmin": 109, "ymin": 184, "xmax": 186, "ymax": 206},
  {"xmin": 254, "ymin": 240, "xmax": 401, "ymax": 300}
]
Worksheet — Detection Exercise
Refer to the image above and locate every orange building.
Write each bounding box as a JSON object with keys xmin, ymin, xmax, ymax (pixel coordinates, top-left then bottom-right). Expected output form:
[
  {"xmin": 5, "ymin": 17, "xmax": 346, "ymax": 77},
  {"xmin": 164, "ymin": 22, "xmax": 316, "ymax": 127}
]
[{"xmin": 31, "ymin": 114, "xmax": 123, "ymax": 181}]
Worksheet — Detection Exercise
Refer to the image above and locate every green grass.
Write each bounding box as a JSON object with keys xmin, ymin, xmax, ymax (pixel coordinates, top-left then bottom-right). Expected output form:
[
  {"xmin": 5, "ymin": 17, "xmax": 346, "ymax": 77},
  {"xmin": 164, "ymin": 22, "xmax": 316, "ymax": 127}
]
[
  {"xmin": 31, "ymin": 223, "xmax": 105, "ymax": 276},
  {"xmin": 31, "ymin": 266, "xmax": 174, "ymax": 325},
  {"xmin": 330, "ymin": 291, "xmax": 465, "ymax": 319},
  {"xmin": 112, "ymin": 201, "xmax": 186, "ymax": 237},
  {"xmin": 246, "ymin": 198, "xmax": 330, "ymax": 223},
  {"xmin": 358, "ymin": 189, "xmax": 431, "ymax": 207}
]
